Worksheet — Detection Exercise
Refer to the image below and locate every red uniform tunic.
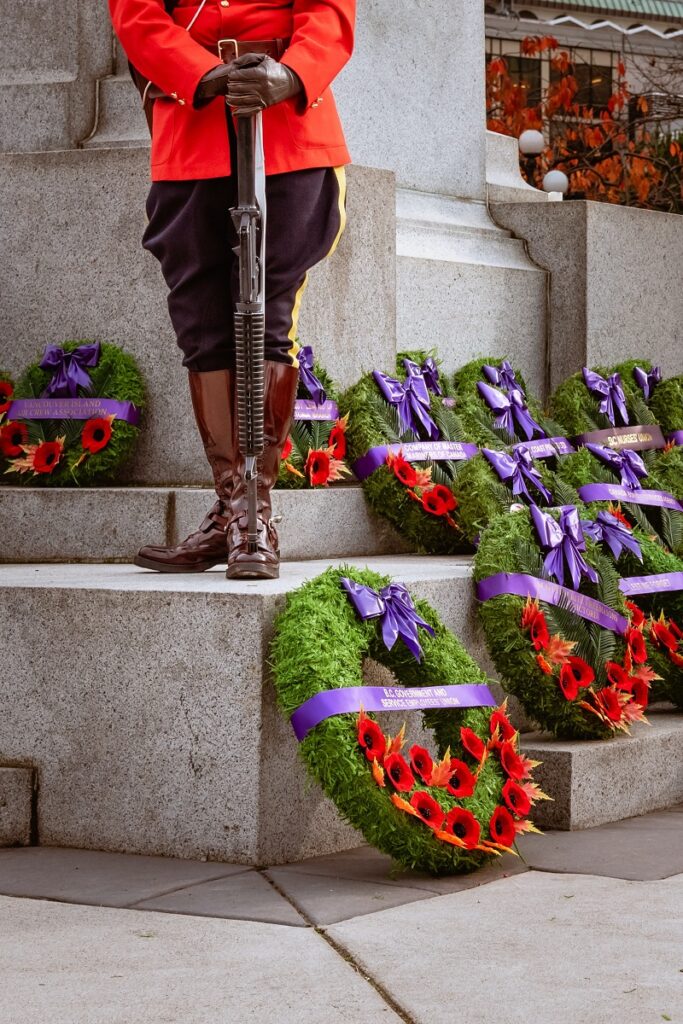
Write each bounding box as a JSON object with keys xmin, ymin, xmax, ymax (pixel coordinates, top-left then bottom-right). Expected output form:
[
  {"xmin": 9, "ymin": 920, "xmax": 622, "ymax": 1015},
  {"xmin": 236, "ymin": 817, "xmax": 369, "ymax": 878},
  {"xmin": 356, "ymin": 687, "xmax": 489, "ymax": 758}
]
[{"xmin": 108, "ymin": 0, "xmax": 355, "ymax": 180}]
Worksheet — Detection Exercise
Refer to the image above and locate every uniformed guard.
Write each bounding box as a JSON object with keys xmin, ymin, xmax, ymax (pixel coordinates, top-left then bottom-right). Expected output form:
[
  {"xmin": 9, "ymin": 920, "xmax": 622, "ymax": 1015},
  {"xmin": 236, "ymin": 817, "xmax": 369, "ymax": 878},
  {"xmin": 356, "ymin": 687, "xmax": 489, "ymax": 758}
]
[{"xmin": 108, "ymin": 0, "xmax": 355, "ymax": 578}]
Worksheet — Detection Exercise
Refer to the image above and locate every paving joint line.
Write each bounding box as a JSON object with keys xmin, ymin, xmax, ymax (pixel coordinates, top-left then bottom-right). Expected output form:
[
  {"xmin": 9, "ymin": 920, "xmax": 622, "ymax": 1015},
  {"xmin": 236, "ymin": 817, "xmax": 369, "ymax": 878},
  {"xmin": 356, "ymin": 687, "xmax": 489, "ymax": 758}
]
[
  {"xmin": 259, "ymin": 869, "xmax": 419, "ymax": 1024},
  {"xmin": 124, "ymin": 867, "xmax": 253, "ymax": 908}
]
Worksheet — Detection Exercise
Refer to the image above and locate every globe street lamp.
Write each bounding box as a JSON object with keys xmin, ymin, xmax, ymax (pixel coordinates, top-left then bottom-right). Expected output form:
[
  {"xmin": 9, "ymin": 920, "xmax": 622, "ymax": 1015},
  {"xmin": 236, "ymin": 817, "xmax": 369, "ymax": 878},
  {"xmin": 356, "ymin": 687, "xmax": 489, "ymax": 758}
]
[
  {"xmin": 542, "ymin": 169, "xmax": 570, "ymax": 199},
  {"xmin": 518, "ymin": 129, "xmax": 544, "ymax": 186}
]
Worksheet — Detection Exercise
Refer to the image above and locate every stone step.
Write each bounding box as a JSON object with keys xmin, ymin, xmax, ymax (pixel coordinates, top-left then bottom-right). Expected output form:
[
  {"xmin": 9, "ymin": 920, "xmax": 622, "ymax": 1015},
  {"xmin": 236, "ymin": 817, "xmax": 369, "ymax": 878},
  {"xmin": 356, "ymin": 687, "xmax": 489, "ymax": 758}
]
[
  {"xmin": 3, "ymin": 557, "xmax": 682, "ymax": 864},
  {"xmin": 0, "ymin": 556, "xmax": 481, "ymax": 865},
  {"xmin": 0, "ymin": 486, "xmax": 410, "ymax": 564},
  {"xmin": 0, "ymin": 767, "xmax": 34, "ymax": 847},
  {"xmin": 84, "ymin": 74, "xmax": 148, "ymax": 150},
  {"xmin": 522, "ymin": 711, "xmax": 683, "ymax": 832}
]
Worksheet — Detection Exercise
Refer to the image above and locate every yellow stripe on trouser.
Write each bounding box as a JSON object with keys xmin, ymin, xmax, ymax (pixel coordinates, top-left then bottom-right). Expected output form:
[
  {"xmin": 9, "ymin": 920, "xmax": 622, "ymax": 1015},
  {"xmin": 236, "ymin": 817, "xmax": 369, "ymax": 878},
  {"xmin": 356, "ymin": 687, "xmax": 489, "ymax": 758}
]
[{"xmin": 286, "ymin": 166, "xmax": 348, "ymax": 367}]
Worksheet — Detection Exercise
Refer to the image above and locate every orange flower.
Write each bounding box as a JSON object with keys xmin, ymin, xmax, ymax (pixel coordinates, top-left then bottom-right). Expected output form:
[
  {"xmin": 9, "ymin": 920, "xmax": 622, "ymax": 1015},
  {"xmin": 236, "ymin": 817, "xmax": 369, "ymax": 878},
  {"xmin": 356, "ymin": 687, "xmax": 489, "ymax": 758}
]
[
  {"xmin": 328, "ymin": 415, "xmax": 348, "ymax": 459},
  {"xmin": 387, "ymin": 452, "xmax": 418, "ymax": 488},
  {"xmin": 536, "ymin": 654, "xmax": 553, "ymax": 675},
  {"xmin": 443, "ymin": 807, "xmax": 481, "ymax": 850},
  {"xmin": 81, "ymin": 416, "xmax": 114, "ymax": 454},
  {"xmin": 460, "ymin": 726, "xmax": 486, "ymax": 762},
  {"xmin": 0, "ymin": 380, "xmax": 13, "ymax": 414},
  {"xmin": 371, "ymin": 758, "xmax": 386, "ymax": 788},
  {"xmin": 410, "ymin": 791, "xmax": 445, "ymax": 831},
  {"xmin": 421, "ymin": 488, "xmax": 449, "ymax": 517},
  {"xmin": 625, "ymin": 600, "xmax": 645, "ymax": 629},
  {"xmin": 281, "ymin": 436, "xmax": 293, "ymax": 461}
]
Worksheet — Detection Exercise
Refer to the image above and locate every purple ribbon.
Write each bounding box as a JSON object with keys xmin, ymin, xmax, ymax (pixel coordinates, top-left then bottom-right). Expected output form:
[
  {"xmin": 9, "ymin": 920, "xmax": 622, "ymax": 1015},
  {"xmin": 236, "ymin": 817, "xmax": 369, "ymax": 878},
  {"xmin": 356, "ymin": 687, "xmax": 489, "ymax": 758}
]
[
  {"xmin": 352, "ymin": 440, "xmax": 477, "ymax": 481},
  {"xmin": 581, "ymin": 511, "xmax": 642, "ymax": 563},
  {"xmin": 668, "ymin": 431, "xmax": 683, "ymax": 446},
  {"xmin": 578, "ymin": 483, "xmax": 683, "ymax": 512},
  {"xmin": 514, "ymin": 437, "xmax": 575, "ymax": 459},
  {"xmin": 40, "ymin": 343, "xmax": 101, "ymax": 398},
  {"xmin": 298, "ymin": 346, "xmax": 327, "ymax": 406},
  {"xmin": 373, "ymin": 363, "xmax": 439, "ymax": 441},
  {"xmin": 574, "ymin": 424, "xmax": 666, "ymax": 453},
  {"xmin": 417, "ymin": 357, "xmax": 442, "ymax": 396},
  {"xmin": 7, "ymin": 397, "xmax": 141, "ymax": 426},
  {"xmin": 584, "ymin": 443, "xmax": 648, "ymax": 489},
  {"xmin": 341, "ymin": 577, "xmax": 435, "ymax": 662},
  {"xmin": 482, "ymin": 359, "xmax": 523, "ymax": 395},
  {"xmin": 633, "ymin": 365, "xmax": 661, "ymax": 401},
  {"xmin": 477, "ymin": 573, "xmax": 628, "ymax": 635},
  {"xmin": 619, "ymin": 573, "xmax": 683, "ymax": 597},
  {"xmin": 291, "ymin": 682, "xmax": 496, "ymax": 741},
  {"xmin": 582, "ymin": 368, "xmax": 629, "ymax": 427},
  {"xmin": 293, "ymin": 398, "xmax": 339, "ymax": 422},
  {"xmin": 482, "ymin": 447, "xmax": 553, "ymax": 505},
  {"xmin": 531, "ymin": 504, "xmax": 599, "ymax": 591},
  {"xmin": 477, "ymin": 382, "xmax": 545, "ymax": 442}
]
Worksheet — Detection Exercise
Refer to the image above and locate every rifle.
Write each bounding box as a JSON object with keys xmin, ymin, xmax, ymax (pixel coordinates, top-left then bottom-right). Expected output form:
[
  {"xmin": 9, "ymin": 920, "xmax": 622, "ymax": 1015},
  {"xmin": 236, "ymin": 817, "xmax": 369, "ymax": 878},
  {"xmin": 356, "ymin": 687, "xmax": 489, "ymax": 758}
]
[{"xmin": 231, "ymin": 110, "xmax": 266, "ymax": 555}]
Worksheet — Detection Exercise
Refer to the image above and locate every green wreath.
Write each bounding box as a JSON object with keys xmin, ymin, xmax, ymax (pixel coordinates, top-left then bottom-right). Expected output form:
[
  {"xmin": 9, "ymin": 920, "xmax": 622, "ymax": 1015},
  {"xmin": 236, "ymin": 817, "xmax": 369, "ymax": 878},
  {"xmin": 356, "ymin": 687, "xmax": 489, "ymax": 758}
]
[
  {"xmin": 0, "ymin": 341, "xmax": 145, "ymax": 487},
  {"xmin": 338, "ymin": 350, "xmax": 473, "ymax": 554},
  {"xmin": 451, "ymin": 357, "xmax": 566, "ymax": 448},
  {"xmin": 550, "ymin": 361, "xmax": 683, "ymax": 502},
  {"xmin": 473, "ymin": 505, "xmax": 654, "ymax": 740},
  {"xmin": 272, "ymin": 565, "xmax": 548, "ymax": 875},
  {"xmin": 444, "ymin": 358, "xmax": 579, "ymax": 543},
  {"xmin": 277, "ymin": 355, "xmax": 351, "ymax": 489}
]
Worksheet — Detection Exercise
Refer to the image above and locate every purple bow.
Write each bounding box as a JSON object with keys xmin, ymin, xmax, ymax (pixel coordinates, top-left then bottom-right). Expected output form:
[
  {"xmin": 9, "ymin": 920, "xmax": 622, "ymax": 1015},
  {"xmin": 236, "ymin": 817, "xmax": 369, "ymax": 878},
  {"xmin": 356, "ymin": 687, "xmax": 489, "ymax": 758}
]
[
  {"xmin": 477, "ymin": 381, "xmax": 545, "ymax": 442},
  {"xmin": 633, "ymin": 365, "xmax": 662, "ymax": 401},
  {"xmin": 582, "ymin": 368, "xmax": 629, "ymax": 427},
  {"xmin": 482, "ymin": 447, "xmax": 553, "ymax": 505},
  {"xmin": 298, "ymin": 346, "xmax": 327, "ymax": 406},
  {"xmin": 40, "ymin": 343, "xmax": 101, "ymax": 398},
  {"xmin": 482, "ymin": 360, "xmax": 523, "ymax": 396},
  {"xmin": 581, "ymin": 511, "xmax": 642, "ymax": 563},
  {"xmin": 585, "ymin": 443, "xmax": 648, "ymax": 490},
  {"xmin": 531, "ymin": 504, "xmax": 599, "ymax": 591},
  {"xmin": 373, "ymin": 363, "xmax": 439, "ymax": 441},
  {"xmin": 341, "ymin": 577, "xmax": 435, "ymax": 662},
  {"xmin": 416, "ymin": 357, "xmax": 442, "ymax": 396}
]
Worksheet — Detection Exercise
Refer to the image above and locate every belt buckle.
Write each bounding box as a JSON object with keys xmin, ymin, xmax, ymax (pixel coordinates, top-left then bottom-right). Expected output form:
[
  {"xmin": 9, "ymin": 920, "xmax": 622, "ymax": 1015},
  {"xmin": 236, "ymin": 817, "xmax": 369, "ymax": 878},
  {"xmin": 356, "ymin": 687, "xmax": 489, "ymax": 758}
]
[{"xmin": 218, "ymin": 38, "xmax": 239, "ymax": 63}]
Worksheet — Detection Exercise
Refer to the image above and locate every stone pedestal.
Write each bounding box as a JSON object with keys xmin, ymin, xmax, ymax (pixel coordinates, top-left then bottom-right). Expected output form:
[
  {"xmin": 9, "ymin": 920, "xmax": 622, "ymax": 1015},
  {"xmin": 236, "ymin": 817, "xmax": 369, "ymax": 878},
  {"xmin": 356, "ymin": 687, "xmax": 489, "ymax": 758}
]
[
  {"xmin": 492, "ymin": 200, "xmax": 683, "ymax": 392},
  {"xmin": 0, "ymin": 768, "xmax": 33, "ymax": 847}
]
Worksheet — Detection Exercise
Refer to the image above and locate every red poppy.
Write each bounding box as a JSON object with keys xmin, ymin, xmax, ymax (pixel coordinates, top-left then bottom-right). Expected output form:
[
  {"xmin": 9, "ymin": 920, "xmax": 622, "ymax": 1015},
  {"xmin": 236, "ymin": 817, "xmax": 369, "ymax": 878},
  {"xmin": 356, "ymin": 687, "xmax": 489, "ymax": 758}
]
[
  {"xmin": 421, "ymin": 488, "xmax": 449, "ymax": 517},
  {"xmin": 0, "ymin": 421, "xmax": 28, "ymax": 458},
  {"xmin": 530, "ymin": 614, "xmax": 550, "ymax": 652},
  {"xmin": 357, "ymin": 713, "xmax": 386, "ymax": 763},
  {"xmin": 625, "ymin": 601, "xmax": 645, "ymax": 629},
  {"xmin": 489, "ymin": 806, "xmax": 516, "ymax": 848},
  {"xmin": 631, "ymin": 677, "xmax": 649, "ymax": 708},
  {"xmin": 670, "ymin": 619, "xmax": 683, "ymax": 641},
  {"xmin": 305, "ymin": 449, "xmax": 331, "ymax": 486},
  {"xmin": 389, "ymin": 454, "xmax": 418, "ymax": 488},
  {"xmin": 490, "ymin": 708, "xmax": 516, "ymax": 743},
  {"xmin": 460, "ymin": 726, "xmax": 487, "ymax": 762},
  {"xmin": 0, "ymin": 380, "xmax": 13, "ymax": 414},
  {"xmin": 408, "ymin": 744, "xmax": 433, "ymax": 784},
  {"xmin": 625, "ymin": 627, "xmax": 647, "ymax": 665},
  {"xmin": 500, "ymin": 740, "xmax": 528, "ymax": 780},
  {"xmin": 409, "ymin": 791, "xmax": 445, "ymax": 831},
  {"xmin": 502, "ymin": 779, "xmax": 532, "ymax": 817},
  {"xmin": 328, "ymin": 421, "xmax": 347, "ymax": 460},
  {"xmin": 81, "ymin": 417, "xmax": 113, "ymax": 454},
  {"xmin": 650, "ymin": 617, "xmax": 678, "ymax": 653},
  {"xmin": 594, "ymin": 686, "xmax": 624, "ymax": 723},
  {"xmin": 558, "ymin": 656, "xmax": 595, "ymax": 701},
  {"xmin": 444, "ymin": 807, "xmax": 481, "ymax": 849},
  {"xmin": 384, "ymin": 753, "xmax": 415, "ymax": 792},
  {"xmin": 431, "ymin": 484, "xmax": 457, "ymax": 512},
  {"xmin": 32, "ymin": 440, "xmax": 63, "ymax": 474},
  {"xmin": 281, "ymin": 436, "xmax": 293, "ymax": 461},
  {"xmin": 445, "ymin": 759, "xmax": 477, "ymax": 799},
  {"xmin": 605, "ymin": 661, "xmax": 631, "ymax": 690}
]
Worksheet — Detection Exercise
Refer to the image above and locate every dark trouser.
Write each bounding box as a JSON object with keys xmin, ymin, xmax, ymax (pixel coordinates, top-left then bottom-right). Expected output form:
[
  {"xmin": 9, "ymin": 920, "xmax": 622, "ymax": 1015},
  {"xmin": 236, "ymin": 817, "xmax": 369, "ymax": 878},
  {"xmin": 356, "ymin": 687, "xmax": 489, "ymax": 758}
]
[{"xmin": 143, "ymin": 160, "xmax": 346, "ymax": 372}]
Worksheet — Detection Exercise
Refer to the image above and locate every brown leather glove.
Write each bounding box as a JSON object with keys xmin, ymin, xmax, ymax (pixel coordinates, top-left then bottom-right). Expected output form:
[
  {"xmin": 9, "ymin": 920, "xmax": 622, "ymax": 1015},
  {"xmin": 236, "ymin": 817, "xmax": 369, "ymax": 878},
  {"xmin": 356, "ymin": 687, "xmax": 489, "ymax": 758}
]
[
  {"xmin": 193, "ymin": 63, "xmax": 232, "ymax": 108},
  {"xmin": 225, "ymin": 53, "xmax": 302, "ymax": 116}
]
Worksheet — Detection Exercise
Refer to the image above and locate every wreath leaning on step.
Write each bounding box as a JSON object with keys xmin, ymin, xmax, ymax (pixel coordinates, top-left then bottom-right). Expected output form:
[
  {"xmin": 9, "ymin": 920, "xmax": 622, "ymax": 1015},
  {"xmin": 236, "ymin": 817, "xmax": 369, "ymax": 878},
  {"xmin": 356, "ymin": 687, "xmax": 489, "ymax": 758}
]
[
  {"xmin": 339, "ymin": 351, "xmax": 474, "ymax": 555},
  {"xmin": 271, "ymin": 565, "xmax": 548, "ymax": 876},
  {"xmin": 0, "ymin": 340, "xmax": 145, "ymax": 487},
  {"xmin": 474, "ymin": 505, "xmax": 656, "ymax": 740}
]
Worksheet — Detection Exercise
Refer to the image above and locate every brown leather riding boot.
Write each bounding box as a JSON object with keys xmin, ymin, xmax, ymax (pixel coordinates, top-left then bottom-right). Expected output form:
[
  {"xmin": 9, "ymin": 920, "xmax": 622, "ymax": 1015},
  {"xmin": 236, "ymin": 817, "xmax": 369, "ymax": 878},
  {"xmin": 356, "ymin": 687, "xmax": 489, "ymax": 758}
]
[
  {"xmin": 226, "ymin": 360, "xmax": 299, "ymax": 580},
  {"xmin": 135, "ymin": 369, "xmax": 234, "ymax": 573}
]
